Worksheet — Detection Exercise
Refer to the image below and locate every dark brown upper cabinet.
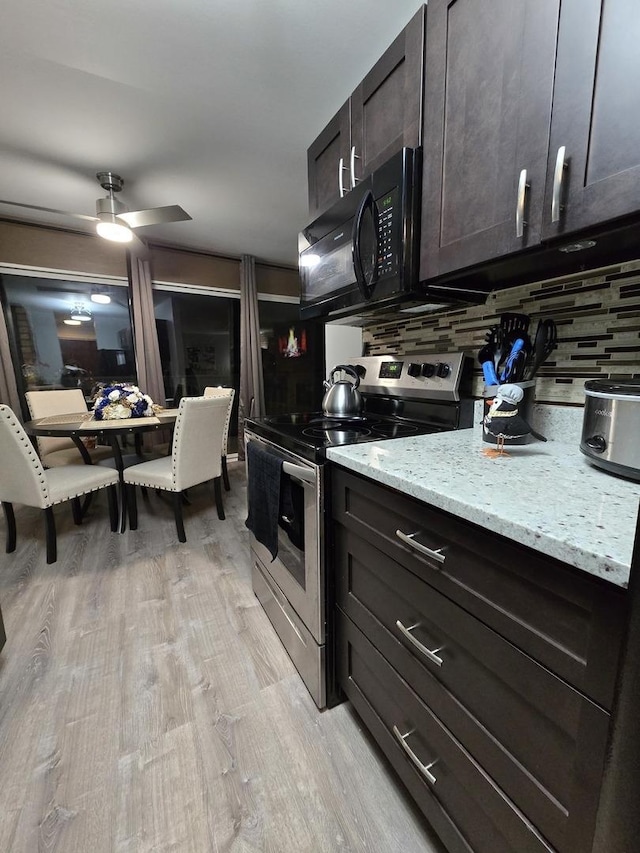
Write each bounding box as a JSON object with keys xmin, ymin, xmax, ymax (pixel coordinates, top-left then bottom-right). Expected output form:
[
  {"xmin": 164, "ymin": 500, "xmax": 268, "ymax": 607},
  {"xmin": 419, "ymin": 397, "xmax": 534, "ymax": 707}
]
[
  {"xmin": 420, "ymin": 0, "xmax": 561, "ymax": 282},
  {"xmin": 542, "ymin": 0, "xmax": 640, "ymax": 240},
  {"xmin": 306, "ymin": 6, "xmax": 425, "ymax": 221},
  {"xmin": 306, "ymin": 102, "xmax": 351, "ymax": 224},
  {"xmin": 421, "ymin": 0, "xmax": 640, "ymax": 284}
]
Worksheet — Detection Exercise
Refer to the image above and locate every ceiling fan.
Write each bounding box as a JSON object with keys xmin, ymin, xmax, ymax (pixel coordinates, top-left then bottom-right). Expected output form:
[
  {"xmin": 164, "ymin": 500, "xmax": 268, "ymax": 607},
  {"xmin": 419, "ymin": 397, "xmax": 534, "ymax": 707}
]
[{"xmin": 0, "ymin": 171, "xmax": 192, "ymax": 250}]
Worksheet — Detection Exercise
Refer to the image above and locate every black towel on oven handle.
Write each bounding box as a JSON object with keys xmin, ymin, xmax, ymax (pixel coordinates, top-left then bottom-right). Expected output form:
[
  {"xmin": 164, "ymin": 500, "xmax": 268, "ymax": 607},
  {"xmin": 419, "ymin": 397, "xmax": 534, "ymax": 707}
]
[{"xmin": 245, "ymin": 440, "xmax": 282, "ymax": 561}]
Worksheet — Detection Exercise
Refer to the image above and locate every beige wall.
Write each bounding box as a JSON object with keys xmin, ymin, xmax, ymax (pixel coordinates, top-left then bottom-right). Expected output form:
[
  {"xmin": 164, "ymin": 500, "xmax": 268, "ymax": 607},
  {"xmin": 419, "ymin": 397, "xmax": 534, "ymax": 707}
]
[
  {"xmin": 0, "ymin": 219, "xmax": 301, "ymax": 297},
  {"xmin": 0, "ymin": 219, "xmax": 127, "ymax": 278}
]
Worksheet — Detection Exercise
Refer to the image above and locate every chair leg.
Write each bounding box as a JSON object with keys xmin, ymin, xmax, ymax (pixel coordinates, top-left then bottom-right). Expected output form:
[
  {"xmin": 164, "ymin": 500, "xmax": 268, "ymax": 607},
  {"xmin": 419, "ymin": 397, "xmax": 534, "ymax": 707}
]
[
  {"xmin": 222, "ymin": 455, "xmax": 230, "ymax": 491},
  {"xmin": 81, "ymin": 492, "xmax": 93, "ymax": 518},
  {"xmin": 172, "ymin": 492, "xmax": 186, "ymax": 542},
  {"xmin": 71, "ymin": 497, "xmax": 83, "ymax": 526},
  {"xmin": 213, "ymin": 477, "xmax": 225, "ymax": 520},
  {"xmin": 127, "ymin": 485, "xmax": 138, "ymax": 531},
  {"xmin": 2, "ymin": 502, "xmax": 16, "ymax": 553},
  {"xmin": 107, "ymin": 486, "xmax": 118, "ymax": 532},
  {"xmin": 44, "ymin": 507, "xmax": 56, "ymax": 564}
]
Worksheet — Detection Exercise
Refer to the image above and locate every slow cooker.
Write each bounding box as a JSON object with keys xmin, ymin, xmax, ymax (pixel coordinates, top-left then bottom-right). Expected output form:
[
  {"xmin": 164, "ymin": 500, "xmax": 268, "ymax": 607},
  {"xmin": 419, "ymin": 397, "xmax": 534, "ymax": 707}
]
[{"xmin": 581, "ymin": 379, "xmax": 640, "ymax": 481}]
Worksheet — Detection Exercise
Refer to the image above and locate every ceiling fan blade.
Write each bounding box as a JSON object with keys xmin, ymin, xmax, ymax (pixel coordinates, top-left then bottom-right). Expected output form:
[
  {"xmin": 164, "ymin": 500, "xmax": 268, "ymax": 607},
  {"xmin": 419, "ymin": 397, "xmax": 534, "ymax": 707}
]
[
  {"xmin": 117, "ymin": 205, "xmax": 192, "ymax": 230},
  {"xmin": 0, "ymin": 198, "xmax": 98, "ymax": 222}
]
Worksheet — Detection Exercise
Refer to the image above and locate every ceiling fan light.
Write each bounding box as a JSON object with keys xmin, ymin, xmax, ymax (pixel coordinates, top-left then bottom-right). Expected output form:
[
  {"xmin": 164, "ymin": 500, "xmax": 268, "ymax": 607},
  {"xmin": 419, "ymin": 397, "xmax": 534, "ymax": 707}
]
[
  {"xmin": 63, "ymin": 319, "xmax": 82, "ymax": 326},
  {"xmin": 91, "ymin": 293, "xmax": 111, "ymax": 304},
  {"xmin": 96, "ymin": 218, "xmax": 133, "ymax": 243}
]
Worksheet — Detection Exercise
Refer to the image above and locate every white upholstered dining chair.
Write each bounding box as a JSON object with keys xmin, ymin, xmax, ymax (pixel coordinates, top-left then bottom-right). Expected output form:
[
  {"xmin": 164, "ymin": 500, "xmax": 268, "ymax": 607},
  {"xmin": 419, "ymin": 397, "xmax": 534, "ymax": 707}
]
[
  {"xmin": 0, "ymin": 405, "xmax": 120, "ymax": 564},
  {"xmin": 123, "ymin": 395, "xmax": 228, "ymax": 542},
  {"xmin": 25, "ymin": 389, "xmax": 114, "ymax": 467},
  {"xmin": 203, "ymin": 386, "xmax": 235, "ymax": 490}
]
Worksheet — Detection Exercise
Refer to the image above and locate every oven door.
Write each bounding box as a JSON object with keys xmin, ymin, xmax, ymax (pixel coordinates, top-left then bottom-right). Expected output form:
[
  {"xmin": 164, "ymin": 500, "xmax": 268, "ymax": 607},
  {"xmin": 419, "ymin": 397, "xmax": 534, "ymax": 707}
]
[{"xmin": 245, "ymin": 431, "xmax": 324, "ymax": 644}]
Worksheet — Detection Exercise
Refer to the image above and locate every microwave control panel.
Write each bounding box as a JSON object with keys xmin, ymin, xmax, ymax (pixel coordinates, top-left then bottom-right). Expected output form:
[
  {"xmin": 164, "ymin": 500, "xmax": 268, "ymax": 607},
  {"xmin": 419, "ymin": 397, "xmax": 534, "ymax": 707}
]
[{"xmin": 376, "ymin": 187, "xmax": 399, "ymax": 279}]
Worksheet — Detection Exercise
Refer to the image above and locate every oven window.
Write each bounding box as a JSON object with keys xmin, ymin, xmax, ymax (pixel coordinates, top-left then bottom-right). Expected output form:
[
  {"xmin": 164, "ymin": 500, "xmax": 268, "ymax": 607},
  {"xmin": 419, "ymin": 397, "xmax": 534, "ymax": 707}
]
[{"xmin": 277, "ymin": 476, "xmax": 306, "ymax": 589}]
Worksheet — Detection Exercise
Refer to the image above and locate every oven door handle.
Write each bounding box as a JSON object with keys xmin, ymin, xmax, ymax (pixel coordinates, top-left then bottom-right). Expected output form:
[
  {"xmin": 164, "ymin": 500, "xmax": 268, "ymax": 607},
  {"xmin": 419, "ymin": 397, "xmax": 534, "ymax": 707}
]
[{"xmin": 282, "ymin": 460, "xmax": 316, "ymax": 485}]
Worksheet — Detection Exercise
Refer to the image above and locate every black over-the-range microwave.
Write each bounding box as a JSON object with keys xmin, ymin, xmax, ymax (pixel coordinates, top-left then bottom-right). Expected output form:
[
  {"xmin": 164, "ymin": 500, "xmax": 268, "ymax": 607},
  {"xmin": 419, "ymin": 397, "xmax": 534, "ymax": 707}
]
[{"xmin": 299, "ymin": 147, "xmax": 423, "ymax": 320}]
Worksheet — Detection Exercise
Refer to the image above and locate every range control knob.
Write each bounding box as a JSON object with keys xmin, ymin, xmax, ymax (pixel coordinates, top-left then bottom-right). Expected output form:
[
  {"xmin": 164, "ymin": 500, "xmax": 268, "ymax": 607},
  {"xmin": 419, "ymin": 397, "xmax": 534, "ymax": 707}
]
[
  {"xmin": 436, "ymin": 362, "xmax": 451, "ymax": 378},
  {"xmin": 407, "ymin": 362, "xmax": 422, "ymax": 378},
  {"xmin": 421, "ymin": 363, "xmax": 436, "ymax": 378},
  {"xmin": 353, "ymin": 364, "xmax": 366, "ymax": 378}
]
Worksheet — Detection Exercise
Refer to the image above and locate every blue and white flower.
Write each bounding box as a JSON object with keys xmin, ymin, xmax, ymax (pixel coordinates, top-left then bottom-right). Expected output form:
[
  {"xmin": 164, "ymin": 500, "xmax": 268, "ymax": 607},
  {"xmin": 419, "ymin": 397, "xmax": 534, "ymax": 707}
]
[{"xmin": 91, "ymin": 383, "xmax": 161, "ymax": 420}]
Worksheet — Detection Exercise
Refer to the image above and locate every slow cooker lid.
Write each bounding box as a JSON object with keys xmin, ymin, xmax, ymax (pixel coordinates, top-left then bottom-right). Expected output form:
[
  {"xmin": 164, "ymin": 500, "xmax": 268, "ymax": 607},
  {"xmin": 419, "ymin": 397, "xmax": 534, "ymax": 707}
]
[{"xmin": 585, "ymin": 378, "xmax": 640, "ymax": 397}]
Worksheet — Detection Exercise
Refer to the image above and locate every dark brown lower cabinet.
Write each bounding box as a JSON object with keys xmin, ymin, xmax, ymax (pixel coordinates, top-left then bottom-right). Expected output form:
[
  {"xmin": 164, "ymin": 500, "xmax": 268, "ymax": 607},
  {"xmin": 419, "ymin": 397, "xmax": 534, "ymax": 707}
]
[{"xmin": 332, "ymin": 466, "xmax": 628, "ymax": 853}]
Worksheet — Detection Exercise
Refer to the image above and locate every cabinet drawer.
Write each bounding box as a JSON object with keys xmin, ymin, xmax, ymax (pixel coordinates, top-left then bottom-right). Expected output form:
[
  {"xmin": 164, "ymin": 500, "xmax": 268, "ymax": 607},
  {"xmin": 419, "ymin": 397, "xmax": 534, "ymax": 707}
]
[
  {"xmin": 338, "ymin": 610, "xmax": 555, "ymax": 853},
  {"xmin": 332, "ymin": 467, "xmax": 625, "ymax": 709},
  {"xmin": 336, "ymin": 526, "xmax": 611, "ymax": 853}
]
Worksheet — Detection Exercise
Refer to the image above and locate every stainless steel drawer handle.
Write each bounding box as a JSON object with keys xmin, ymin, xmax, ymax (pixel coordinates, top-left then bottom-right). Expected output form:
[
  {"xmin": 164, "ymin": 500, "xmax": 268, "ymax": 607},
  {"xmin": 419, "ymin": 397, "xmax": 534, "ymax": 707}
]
[
  {"xmin": 392, "ymin": 726, "xmax": 438, "ymax": 785},
  {"xmin": 395, "ymin": 529, "xmax": 446, "ymax": 565},
  {"xmin": 551, "ymin": 145, "xmax": 567, "ymax": 223},
  {"xmin": 350, "ymin": 145, "xmax": 360, "ymax": 189},
  {"xmin": 396, "ymin": 620, "xmax": 444, "ymax": 667},
  {"xmin": 515, "ymin": 168, "xmax": 529, "ymax": 238}
]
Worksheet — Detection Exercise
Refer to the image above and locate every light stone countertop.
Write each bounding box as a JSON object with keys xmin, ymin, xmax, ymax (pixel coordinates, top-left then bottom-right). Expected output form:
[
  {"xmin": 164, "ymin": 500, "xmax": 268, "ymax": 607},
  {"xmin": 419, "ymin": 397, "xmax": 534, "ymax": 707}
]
[{"xmin": 326, "ymin": 423, "xmax": 640, "ymax": 588}]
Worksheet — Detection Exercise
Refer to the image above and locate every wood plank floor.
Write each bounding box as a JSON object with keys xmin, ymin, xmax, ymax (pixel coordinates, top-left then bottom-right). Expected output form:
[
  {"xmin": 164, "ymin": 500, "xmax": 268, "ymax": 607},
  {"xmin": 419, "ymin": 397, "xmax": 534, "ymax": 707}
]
[{"xmin": 0, "ymin": 464, "xmax": 445, "ymax": 853}]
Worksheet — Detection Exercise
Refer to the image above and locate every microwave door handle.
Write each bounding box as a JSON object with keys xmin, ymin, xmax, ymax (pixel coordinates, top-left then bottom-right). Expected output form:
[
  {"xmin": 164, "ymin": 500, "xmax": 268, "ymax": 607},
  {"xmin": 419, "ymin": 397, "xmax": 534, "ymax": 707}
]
[{"xmin": 352, "ymin": 189, "xmax": 378, "ymax": 300}]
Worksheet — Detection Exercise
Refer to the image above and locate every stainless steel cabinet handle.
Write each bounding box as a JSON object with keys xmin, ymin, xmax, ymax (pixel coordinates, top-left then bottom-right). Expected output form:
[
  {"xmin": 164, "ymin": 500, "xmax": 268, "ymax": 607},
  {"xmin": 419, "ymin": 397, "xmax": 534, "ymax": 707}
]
[
  {"xmin": 338, "ymin": 157, "xmax": 347, "ymax": 198},
  {"xmin": 395, "ymin": 529, "xmax": 446, "ymax": 565},
  {"xmin": 392, "ymin": 726, "xmax": 438, "ymax": 784},
  {"xmin": 551, "ymin": 145, "xmax": 567, "ymax": 223},
  {"xmin": 516, "ymin": 168, "xmax": 529, "ymax": 238},
  {"xmin": 350, "ymin": 145, "xmax": 360, "ymax": 189},
  {"xmin": 396, "ymin": 620, "xmax": 444, "ymax": 667}
]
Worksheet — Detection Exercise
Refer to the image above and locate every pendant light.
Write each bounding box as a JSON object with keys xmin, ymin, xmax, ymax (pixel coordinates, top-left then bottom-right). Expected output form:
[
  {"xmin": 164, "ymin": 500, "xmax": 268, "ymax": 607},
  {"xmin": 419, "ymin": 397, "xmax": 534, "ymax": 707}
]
[{"xmin": 69, "ymin": 304, "xmax": 92, "ymax": 322}]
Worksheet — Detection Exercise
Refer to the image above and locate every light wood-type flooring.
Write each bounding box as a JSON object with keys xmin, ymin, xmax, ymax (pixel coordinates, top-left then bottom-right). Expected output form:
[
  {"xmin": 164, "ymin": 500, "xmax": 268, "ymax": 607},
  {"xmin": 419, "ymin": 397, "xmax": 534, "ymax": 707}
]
[{"xmin": 0, "ymin": 463, "xmax": 445, "ymax": 853}]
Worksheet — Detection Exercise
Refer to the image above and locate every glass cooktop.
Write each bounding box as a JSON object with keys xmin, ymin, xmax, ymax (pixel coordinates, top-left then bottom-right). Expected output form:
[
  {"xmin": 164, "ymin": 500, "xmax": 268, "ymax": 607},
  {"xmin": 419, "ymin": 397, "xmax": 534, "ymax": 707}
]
[{"xmin": 246, "ymin": 411, "xmax": 440, "ymax": 462}]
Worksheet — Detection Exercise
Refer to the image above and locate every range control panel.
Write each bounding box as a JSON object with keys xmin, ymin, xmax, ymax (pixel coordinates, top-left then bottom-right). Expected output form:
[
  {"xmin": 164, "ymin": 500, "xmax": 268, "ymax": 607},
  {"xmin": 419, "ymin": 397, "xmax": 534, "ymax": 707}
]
[{"xmin": 346, "ymin": 352, "xmax": 470, "ymax": 401}]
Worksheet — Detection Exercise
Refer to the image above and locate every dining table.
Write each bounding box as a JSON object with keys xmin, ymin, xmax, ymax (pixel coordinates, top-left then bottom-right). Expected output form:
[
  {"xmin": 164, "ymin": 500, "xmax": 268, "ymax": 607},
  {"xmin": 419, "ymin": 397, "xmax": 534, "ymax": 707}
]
[{"xmin": 24, "ymin": 408, "xmax": 179, "ymax": 533}]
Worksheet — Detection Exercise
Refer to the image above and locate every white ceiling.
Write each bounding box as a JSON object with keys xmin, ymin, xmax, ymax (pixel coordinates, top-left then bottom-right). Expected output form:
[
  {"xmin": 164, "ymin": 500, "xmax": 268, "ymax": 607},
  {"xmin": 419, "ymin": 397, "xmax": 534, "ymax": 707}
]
[{"xmin": 0, "ymin": 0, "xmax": 422, "ymax": 268}]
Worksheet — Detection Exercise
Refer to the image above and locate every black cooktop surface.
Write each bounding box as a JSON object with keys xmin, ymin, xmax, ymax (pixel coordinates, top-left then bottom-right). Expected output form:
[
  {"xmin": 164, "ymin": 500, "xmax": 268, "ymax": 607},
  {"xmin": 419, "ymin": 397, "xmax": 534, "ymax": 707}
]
[{"xmin": 245, "ymin": 411, "xmax": 440, "ymax": 462}]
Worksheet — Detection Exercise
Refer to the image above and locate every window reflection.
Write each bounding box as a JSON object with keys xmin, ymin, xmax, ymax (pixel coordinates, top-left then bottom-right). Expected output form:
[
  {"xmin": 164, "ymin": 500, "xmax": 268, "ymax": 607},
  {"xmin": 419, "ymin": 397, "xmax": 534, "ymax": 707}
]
[
  {"xmin": 258, "ymin": 301, "xmax": 325, "ymax": 416},
  {"xmin": 2, "ymin": 275, "xmax": 136, "ymax": 398},
  {"xmin": 152, "ymin": 289, "xmax": 239, "ymax": 407}
]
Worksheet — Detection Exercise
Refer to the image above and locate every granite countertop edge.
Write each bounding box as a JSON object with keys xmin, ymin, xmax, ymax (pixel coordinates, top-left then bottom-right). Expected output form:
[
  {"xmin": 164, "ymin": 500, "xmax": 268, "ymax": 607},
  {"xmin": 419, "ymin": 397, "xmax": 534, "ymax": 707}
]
[{"xmin": 326, "ymin": 428, "xmax": 639, "ymax": 589}]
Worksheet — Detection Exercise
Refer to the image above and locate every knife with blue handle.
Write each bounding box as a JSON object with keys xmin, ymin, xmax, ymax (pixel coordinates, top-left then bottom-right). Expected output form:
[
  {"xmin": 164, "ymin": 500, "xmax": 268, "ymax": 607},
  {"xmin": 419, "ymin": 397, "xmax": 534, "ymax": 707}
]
[
  {"xmin": 482, "ymin": 360, "xmax": 500, "ymax": 386},
  {"xmin": 500, "ymin": 338, "xmax": 526, "ymax": 382}
]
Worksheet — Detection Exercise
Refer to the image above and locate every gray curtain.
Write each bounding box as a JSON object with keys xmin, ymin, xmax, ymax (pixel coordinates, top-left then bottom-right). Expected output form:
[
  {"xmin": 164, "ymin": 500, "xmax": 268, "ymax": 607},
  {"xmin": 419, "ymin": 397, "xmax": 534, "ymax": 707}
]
[
  {"xmin": 0, "ymin": 302, "xmax": 21, "ymax": 415},
  {"xmin": 127, "ymin": 251, "xmax": 165, "ymax": 408},
  {"xmin": 238, "ymin": 254, "xmax": 264, "ymax": 459}
]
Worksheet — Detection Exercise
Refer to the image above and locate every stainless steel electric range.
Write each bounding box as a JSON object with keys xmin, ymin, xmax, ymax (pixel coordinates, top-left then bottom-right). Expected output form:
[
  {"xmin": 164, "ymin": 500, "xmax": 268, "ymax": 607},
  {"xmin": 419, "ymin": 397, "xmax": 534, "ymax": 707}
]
[{"xmin": 245, "ymin": 351, "xmax": 474, "ymax": 709}]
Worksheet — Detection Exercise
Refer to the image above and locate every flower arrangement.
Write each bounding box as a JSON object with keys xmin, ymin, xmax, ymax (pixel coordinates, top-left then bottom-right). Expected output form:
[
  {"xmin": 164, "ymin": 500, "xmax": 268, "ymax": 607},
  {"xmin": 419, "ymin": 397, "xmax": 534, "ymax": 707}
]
[{"xmin": 91, "ymin": 383, "xmax": 161, "ymax": 420}]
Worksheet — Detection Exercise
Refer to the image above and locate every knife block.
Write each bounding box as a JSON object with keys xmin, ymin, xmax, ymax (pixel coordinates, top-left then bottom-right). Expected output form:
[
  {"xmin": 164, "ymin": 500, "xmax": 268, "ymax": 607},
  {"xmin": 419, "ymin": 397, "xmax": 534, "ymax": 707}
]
[{"xmin": 482, "ymin": 380, "xmax": 536, "ymax": 446}]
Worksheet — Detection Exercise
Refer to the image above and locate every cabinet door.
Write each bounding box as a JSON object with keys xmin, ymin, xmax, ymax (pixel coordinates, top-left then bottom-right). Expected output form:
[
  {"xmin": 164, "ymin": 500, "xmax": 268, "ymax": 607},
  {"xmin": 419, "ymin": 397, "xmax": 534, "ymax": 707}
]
[
  {"xmin": 307, "ymin": 101, "xmax": 351, "ymax": 220},
  {"xmin": 543, "ymin": 0, "xmax": 640, "ymax": 239},
  {"xmin": 349, "ymin": 6, "xmax": 425, "ymax": 188},
  {"xmin": 420, "ymin": 0, "xmax": 560, "ymax": 281}
]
